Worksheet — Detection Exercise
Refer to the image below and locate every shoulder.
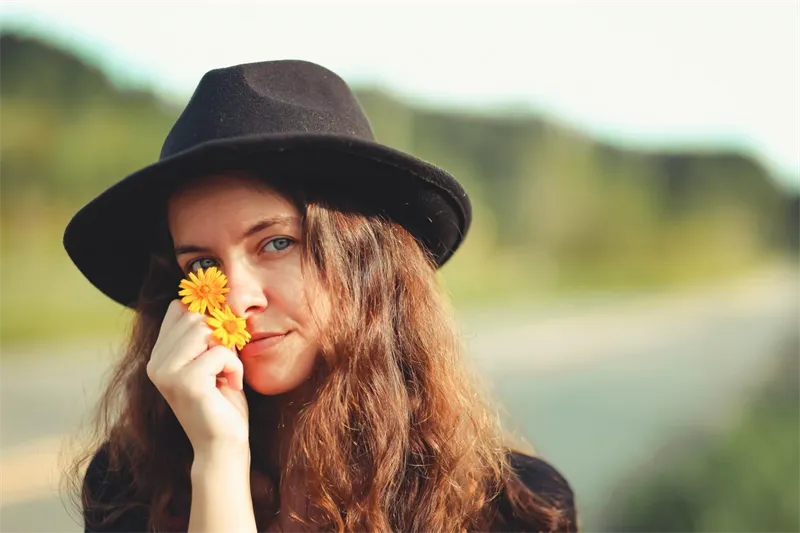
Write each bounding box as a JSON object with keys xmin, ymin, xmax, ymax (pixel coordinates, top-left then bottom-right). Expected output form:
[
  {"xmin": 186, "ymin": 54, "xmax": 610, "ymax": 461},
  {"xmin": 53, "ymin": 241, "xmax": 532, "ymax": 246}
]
[
  {"xmin": 84, "ymin": 443, "xmax": 111, "ymax": 483},
  {"xmin": 493, "ymin": 450, "xmax": 578, "ymax": 532},
  {"xmin": 84, "ymin": 444, "xmax": 115, "ymax": 500},
  {"xmin": 507, "ymin": 450, "xmax": 575, "ymax": 504},
  {"xmin": 83, "ymin": 443, "xmax": 148, "ymax": 532},
  {"xmin": 84, "ymin": 443, "xmax": 132, "ymax": 501}
]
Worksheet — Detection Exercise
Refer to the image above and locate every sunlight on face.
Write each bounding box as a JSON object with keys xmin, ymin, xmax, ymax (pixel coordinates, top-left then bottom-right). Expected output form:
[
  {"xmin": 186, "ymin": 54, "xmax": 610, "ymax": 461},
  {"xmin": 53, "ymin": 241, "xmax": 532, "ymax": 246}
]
[{"xmin": 168, "ymin": 174, "xmax": 330, "ymax": 396}]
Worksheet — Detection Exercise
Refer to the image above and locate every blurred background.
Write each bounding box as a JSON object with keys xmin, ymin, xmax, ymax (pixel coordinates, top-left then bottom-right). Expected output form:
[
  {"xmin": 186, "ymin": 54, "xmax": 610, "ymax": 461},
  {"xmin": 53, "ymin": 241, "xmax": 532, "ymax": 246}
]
[{"xmin": 0, "ymin": 1, "xmax": 798, "ymax": 531}]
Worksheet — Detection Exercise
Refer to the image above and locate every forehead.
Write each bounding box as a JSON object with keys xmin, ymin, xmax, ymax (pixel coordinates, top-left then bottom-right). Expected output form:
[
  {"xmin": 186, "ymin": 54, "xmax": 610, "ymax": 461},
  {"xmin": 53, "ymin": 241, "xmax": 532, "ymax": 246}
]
[{"xmin": 167, "ymin": 174, "xmax": 300, "ymax": 235}]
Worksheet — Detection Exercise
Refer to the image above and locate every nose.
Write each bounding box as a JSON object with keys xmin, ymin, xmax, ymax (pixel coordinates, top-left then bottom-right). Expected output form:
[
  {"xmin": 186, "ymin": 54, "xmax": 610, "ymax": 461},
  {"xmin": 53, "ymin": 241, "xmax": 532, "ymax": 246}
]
[{"xmin": 224, "ymin": 264, "xmax": 268, "ymax": 318}]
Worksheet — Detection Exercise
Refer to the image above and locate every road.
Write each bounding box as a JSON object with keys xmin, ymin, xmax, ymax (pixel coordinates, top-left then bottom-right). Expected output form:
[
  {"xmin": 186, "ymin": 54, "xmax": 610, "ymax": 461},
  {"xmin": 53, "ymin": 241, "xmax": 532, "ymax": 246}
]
[{"xmin": 1, "ymin": 265, "xmax": 797, "ymax": 532}]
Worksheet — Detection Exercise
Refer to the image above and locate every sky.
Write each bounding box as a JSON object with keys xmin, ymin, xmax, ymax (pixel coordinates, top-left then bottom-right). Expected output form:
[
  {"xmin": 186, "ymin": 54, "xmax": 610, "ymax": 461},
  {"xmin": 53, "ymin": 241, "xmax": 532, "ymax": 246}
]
[{"xmin": 2, "ymin": 0, "xmax": 798, "ymax": 188}]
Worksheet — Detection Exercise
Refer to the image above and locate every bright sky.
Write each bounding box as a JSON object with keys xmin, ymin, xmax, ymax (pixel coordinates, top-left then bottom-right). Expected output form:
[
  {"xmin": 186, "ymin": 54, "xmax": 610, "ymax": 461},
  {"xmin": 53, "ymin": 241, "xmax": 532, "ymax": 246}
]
[{"xmin": 2, "ymin": 0, "xmax": 798, "ymax": 188}]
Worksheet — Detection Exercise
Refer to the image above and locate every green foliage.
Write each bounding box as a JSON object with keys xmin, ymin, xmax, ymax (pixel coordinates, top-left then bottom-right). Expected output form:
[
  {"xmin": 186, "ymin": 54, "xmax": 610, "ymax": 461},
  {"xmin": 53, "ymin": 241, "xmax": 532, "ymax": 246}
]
[
  {"xmin": 786, "ymin": 194, "xmax": 800, "ymax": 252},
  {"xmin": 0, "ymin": 33, "xmax": 178, "ymax": 203},
  {"xmin": 0, "ymin": 32, "xmax": 115, "ymax": 104},
  {"xmin": 600, "ymin": 335, "xmax": 800, "ymax": 532}
]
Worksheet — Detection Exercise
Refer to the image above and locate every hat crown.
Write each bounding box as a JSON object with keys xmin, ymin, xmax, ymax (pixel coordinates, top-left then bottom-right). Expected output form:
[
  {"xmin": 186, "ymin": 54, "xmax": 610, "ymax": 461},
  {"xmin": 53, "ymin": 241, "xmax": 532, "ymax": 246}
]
[
  {"xmin": 64, "ymin": 59, "xmax": 471, "ymax": 308},
  {"xmin": 160, "ymin": 60, "xmax": 375, "ymax": 159}
]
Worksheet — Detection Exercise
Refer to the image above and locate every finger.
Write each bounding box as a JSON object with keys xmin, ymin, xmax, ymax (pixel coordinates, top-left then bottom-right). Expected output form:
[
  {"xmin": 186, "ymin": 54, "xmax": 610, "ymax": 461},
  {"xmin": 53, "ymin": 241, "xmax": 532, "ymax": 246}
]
[
  {"xmin": 159, "ymin": 299, "xmax": 190, "ymax": 335},
  {"xmin": 185, "ymin": 346, "xmax": 244, "ymax": 390},
  {"xmin": 168, "ymin": 309, "xmax": 209, "ymax": 347},
  {"xmin": 158, "ymin": 317, "xmax": 215, "ymax": 373},
  {"xmin": 150, "ymin": 311, "xmax": 208, "ymax": 369}
]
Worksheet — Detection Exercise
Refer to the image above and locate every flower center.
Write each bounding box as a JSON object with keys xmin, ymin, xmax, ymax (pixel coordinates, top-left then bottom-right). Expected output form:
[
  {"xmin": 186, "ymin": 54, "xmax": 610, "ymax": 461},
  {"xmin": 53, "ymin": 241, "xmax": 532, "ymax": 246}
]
[
  {"xmin": 223, "ymin": 320, "xmax": 238, "ymax": 334},
  {"xmin": 199, "ymin": 285, "xmax": 211, "ymax": 296}
]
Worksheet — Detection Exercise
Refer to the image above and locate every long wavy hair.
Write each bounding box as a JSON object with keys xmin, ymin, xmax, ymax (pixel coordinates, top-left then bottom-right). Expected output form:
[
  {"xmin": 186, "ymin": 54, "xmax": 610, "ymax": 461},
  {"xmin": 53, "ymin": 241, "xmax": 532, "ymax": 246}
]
[{"xmin": 63, "ymin": 174, "xmax": 570, "ymax": 532}]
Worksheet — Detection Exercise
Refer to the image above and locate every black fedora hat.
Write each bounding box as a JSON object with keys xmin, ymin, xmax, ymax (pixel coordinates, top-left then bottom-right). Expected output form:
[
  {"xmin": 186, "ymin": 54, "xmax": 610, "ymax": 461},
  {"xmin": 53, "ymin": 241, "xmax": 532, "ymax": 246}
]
[{"xmin": 63, "ymin": 59, "xmax": 472, "ymax": 308}]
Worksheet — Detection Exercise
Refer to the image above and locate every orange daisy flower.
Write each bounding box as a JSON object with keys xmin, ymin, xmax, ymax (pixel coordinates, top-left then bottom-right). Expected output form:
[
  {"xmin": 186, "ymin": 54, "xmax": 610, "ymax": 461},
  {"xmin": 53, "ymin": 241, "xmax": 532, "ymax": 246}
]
[
  {"xmin": 178, "ymin": 266, "xmax": 231, "ymax": 314},
  {"xmin": 207, "ymin": 305, "xmax": 251, "ymax": 351}
]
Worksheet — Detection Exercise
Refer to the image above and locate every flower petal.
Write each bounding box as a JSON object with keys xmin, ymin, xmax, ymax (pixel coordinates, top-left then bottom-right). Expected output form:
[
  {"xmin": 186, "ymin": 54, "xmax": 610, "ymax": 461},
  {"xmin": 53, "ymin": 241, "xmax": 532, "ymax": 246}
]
[{"xmin": 220, "ymin": 331, "xmax": 231, "ymax": 348}]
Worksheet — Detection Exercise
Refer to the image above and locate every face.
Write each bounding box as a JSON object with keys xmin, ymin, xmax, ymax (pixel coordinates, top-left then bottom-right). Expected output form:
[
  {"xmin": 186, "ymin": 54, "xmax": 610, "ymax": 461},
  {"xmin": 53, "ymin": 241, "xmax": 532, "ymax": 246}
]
[{"xmin": 168, "ymin": 174, "xmax": 330, "ymax": 396}]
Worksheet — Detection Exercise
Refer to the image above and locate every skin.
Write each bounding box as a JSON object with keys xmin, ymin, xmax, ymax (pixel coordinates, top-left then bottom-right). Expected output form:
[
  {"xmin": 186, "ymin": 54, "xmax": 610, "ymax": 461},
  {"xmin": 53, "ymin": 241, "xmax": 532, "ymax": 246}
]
[
  {"xmin": 168, "ymin": 173, "xmax": 329, "ymax": 398},
  {"xmin": 147, "ymin": 170, "xmax": 330, "ymax": 452},
  {"xmin": 146, "ymin": 173, "xmax": 330, "ymax": 532}
]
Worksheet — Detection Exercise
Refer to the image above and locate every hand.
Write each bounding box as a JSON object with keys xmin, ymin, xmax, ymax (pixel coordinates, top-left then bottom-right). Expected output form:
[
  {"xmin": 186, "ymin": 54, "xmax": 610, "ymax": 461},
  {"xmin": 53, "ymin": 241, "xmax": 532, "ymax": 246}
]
[{"xmin": 147, "ymin": 300, "xmax": 249, "ymax": 457}]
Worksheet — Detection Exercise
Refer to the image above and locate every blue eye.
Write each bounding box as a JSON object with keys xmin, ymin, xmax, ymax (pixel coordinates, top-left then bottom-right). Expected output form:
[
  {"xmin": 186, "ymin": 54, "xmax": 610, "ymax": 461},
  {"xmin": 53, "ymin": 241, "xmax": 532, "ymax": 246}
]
[
  {"xmin": 263, "ymin": 237, "xmax": 293, "ymax": 252},
  {"xmin": 188, "ymin": 257, "xmax": 219, "ymax": 273}
]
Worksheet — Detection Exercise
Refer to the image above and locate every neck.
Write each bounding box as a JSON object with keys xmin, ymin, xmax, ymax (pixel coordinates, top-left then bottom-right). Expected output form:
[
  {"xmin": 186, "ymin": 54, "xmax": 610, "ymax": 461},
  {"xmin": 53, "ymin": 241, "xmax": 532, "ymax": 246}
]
[{"xmin": 247, "ymin": 379, "xmax": 316, "ymax": 475}]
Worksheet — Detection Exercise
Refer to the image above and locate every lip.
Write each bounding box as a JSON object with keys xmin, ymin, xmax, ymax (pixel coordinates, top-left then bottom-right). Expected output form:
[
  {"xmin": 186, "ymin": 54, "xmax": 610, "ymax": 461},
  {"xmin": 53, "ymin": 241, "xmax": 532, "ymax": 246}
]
[{"xmin": 240, "ymin": 331, "xmax": 287, "ymax": 358}]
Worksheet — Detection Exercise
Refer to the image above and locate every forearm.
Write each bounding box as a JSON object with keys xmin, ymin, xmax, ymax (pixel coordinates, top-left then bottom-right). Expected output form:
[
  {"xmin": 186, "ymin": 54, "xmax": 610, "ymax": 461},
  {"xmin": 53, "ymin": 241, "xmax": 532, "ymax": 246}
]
[{"xmin": 189, "ymin": 448, "xmax": 256, "ymax": 533}]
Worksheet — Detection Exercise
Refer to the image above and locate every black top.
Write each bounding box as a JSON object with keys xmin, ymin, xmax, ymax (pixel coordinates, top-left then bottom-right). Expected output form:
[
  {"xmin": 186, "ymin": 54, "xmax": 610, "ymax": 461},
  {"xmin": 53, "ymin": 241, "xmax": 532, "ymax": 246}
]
[{"xmin": 84, "ymin": 445, "xmax": 577, "ymax": 532}]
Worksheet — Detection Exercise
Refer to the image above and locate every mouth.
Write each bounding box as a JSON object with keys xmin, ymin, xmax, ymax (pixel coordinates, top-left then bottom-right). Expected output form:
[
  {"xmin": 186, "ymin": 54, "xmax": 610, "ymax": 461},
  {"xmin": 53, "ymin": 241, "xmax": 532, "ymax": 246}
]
[{"xmin": 240, "ymin": 332, "xmax": 288, "ymax": 357}]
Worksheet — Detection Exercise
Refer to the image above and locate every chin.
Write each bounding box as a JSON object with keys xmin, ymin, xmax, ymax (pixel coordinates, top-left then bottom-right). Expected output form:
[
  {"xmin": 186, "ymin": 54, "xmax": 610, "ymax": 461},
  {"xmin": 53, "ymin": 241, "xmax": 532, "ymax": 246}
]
[
  {"xmin": 242, "ymin": 356, "xmax": 316, "ymax": 396},
  {"xmin": 245, "ymin": 375, "xmax": 305, "ymax": 396}
]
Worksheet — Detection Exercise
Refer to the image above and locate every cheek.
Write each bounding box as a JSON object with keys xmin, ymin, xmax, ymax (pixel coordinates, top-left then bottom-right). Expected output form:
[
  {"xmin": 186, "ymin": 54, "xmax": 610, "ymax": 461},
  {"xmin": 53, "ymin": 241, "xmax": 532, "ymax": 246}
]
[
  {"xmin": 271, "ymin": 265, "xmax": 329, "ymax": 330},
  {"xmin": 266, "ymin": 259, "xmax": 307, "ymax": 307},
  {"xmin": 309, "ymin": 287, "xmax": 332, "ymax": 333}
]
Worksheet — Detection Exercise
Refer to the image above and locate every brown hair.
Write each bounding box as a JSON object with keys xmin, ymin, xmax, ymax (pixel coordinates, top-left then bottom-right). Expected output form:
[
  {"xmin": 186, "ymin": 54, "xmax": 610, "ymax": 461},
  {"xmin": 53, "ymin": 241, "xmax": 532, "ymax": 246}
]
[{"xmin": 63, "ymin": 176, "xmax": 572, "ymax": 531}]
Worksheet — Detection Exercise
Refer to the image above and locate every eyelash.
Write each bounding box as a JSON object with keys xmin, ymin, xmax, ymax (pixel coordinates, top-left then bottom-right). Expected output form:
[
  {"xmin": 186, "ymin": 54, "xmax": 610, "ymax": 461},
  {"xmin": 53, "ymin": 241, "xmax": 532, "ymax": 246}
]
[{"xmin": 184, "ymin": 236, "xmax": 296, "ymax": 274}]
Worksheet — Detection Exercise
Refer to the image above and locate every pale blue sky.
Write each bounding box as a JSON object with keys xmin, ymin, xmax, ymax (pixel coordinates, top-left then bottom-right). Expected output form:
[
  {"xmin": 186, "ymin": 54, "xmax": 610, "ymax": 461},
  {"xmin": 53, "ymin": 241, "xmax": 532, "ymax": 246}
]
[{"xmin": 2, "ymin": 0, "xmax": 798, "ymax": 188}]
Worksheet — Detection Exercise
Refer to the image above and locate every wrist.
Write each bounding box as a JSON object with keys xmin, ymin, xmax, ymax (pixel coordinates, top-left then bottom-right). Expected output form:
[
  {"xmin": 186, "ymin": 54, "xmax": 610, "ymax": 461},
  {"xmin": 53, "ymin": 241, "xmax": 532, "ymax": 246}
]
[
  {"xmin": 188, "ymin": 443, "xmax": 256, "ymax": 533},
  {"xmin": 192, "ymin": 443, "xmax": 251, "ymax": 472}
]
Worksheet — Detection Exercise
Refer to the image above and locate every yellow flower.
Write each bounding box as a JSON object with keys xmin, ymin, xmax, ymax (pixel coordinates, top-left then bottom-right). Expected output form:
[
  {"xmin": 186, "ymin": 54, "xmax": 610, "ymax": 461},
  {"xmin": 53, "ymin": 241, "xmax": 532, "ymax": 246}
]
[
  {"xmin": 207, "ymin": 305, "xmax": 251, "ymax": 350},
  {"xmin": 178, "ymin": 266, "xmax": 231, "ymax": 314}
]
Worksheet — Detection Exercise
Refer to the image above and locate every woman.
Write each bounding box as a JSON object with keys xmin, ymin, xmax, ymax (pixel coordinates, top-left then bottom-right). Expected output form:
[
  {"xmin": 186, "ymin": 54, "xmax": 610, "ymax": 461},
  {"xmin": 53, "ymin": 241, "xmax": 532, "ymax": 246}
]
[{"xmin": 64, "ymin": 59, "xmax": 578, "ymax": 532}]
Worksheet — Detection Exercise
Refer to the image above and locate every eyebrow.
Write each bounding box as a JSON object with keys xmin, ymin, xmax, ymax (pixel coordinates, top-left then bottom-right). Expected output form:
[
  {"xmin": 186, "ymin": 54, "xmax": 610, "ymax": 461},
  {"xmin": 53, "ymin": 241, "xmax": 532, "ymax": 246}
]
[{"xmin": 174, "ymin": 215, "xmax": 300, "ymax": 256}]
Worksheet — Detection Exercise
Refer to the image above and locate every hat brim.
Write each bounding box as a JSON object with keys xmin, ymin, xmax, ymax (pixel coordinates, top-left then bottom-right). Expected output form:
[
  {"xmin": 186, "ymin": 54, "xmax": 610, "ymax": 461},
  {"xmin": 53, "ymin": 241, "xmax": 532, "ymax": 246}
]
[{"xmin": 63, "ymin": 133, "xmax": 471, "ymax": 308}]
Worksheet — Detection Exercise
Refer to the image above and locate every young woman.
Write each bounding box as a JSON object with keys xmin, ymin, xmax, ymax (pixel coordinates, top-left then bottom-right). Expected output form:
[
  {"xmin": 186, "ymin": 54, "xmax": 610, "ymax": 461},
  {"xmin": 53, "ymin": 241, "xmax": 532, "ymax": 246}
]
[{"xmin": 64, "ymin": 59, "xmax": 577, "ymax": 532}]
